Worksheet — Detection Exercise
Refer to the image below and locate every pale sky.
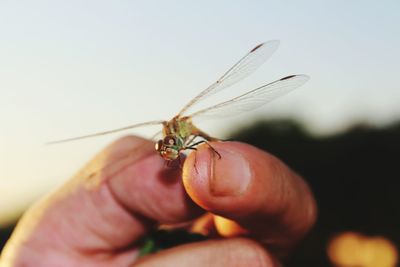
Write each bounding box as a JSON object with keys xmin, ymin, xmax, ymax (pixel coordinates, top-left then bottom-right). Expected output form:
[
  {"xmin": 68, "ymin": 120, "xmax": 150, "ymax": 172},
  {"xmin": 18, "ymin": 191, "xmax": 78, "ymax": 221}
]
[{"xmin": 1, "ymin": 0, "xmax": 399, "ymax": 226}]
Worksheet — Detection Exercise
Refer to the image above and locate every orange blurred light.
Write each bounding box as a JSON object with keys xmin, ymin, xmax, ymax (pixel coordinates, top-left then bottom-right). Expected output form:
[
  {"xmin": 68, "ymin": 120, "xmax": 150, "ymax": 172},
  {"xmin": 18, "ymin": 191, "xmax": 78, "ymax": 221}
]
[
  {"xmin": 214, "ymin": 215, "xmax": 248, "ymax": 237},
  {"xmin": 327, "ymin": 231, "xmax": 398, "ymax": 267}
]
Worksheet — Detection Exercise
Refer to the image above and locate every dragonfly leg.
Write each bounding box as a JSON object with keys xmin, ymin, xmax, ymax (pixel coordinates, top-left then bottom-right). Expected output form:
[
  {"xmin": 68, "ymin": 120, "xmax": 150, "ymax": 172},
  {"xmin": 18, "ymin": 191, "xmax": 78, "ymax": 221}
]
[
  {"xmin": 203, "ymin": 140, "xmax": 221, "ymax": 159},
  {"xmin": 166, "ymin": 160, "xmax": 172, "ymax": 168},
  {"xmin": 178, "ymin": 154, "xmax": 183, "ymax": 169},
  {"xmin": 186, "ymin": 140, "xmax": 205, "ymax": 148},
  {"xmin": 187, "ymin": 147, "xmax": 205, "ymax": 174},
  {"xmin": 191, "ymin": 127, "xmax": 221, "ymax": 142},
  {"xmin": 166, "ymin": 157, "xmax": 182, "ymax": 169},
  {"xmin": 185, "ymin": 139, "xmax": 221, "ymax": 160},
  {"xmin": 183, "ymin": 139, "xmax": 221, "ymax": 173},
  {"xmin": 184, "ymin": 135, "xmax": 197, "ymax": 146}
]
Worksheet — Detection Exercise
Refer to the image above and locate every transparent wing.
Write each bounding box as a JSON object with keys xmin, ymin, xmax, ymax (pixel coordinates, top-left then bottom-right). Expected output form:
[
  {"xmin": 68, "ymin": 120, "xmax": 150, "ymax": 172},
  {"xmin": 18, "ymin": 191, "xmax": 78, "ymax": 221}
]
[
  {"xmin": 46, "ymin": 120, "xmax": 165, "ymax": 144},
  {"xmin": 177, "ymin": 40, "xmax": 280, "ymax": 116},
  {"xmin": 187, "ymin": 75, "xmax": 309, "ymax": 119}
]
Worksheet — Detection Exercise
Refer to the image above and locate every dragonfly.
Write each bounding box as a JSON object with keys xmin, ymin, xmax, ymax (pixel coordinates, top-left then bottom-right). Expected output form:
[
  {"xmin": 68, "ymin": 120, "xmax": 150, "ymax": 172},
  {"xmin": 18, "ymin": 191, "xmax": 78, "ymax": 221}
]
[{"xmin": 49, "ymin": 40, "xmax": 309, "ymax": 162}]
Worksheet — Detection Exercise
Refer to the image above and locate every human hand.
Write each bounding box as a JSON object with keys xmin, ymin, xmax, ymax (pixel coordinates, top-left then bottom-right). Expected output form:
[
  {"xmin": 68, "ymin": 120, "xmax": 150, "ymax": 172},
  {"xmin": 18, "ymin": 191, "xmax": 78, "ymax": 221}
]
[{"xmin": 0, "ymin": 136, "xmax": 316, "ymax": 266}]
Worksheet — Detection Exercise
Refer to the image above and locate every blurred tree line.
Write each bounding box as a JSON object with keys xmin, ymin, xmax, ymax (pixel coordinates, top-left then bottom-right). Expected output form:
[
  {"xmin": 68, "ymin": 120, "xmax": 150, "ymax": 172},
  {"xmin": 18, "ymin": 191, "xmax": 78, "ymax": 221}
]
[
  {"xmin": 1, "ymin": 119, "xmax": 399, "ymax": 266},
  {"xmin": 231, "ymin": 119, "xmax": 400, "ymax": 266}
]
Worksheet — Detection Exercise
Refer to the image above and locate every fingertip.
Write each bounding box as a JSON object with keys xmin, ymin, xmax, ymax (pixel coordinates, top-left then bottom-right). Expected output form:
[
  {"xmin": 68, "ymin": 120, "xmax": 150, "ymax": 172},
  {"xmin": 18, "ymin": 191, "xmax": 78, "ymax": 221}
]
[
  {"xmin": 183, "ymin": 141, "xmax": 317, "ymax": 249},
  {"xmin": 183, "ymin": 141, "xmax": 269, "ymax": 215}
]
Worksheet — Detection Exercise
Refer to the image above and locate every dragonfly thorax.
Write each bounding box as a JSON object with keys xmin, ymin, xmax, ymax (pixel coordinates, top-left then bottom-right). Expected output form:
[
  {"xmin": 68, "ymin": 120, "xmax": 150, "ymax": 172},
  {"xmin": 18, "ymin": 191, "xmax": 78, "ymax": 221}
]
[{"xmin": 162, "ymin": 116, "xmax": 193, "ymax": 139}]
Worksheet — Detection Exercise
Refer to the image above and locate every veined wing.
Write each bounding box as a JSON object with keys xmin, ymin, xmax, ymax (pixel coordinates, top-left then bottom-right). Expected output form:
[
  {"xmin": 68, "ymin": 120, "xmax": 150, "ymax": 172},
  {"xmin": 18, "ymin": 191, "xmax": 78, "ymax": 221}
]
[
  {"xmin": 47, "ymin": 120, "xmax": 165, "ymax": 144},
  {"xmin": 177, "ymin": 40, "xmax": 280, "ymax": 116},
  {"xmin": 187, "ymin": 75, "xmax": 309, "ymax": 119}
]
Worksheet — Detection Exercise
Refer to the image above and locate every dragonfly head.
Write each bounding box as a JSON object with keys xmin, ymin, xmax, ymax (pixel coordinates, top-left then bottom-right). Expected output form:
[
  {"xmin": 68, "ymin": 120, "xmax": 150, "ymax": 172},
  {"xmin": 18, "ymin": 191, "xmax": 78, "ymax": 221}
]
[{"xmin": 155, "ymin": 135, "xmax": 180, "ymax": 161}]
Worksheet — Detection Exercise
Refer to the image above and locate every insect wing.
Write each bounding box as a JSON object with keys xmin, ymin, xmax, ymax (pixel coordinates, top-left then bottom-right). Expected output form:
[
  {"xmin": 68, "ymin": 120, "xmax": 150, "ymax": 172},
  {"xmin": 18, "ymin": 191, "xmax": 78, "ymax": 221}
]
[
  {"xmin": 47, "ymin": 120, "xmax": 165, "ymax": 144},
  {"xmin": 187, "ymin": 75, "xmax": 309, "ymax": 119},
  {"xmin": 177, "ymin": 40, "xmax": 280, "ymax": 116}
]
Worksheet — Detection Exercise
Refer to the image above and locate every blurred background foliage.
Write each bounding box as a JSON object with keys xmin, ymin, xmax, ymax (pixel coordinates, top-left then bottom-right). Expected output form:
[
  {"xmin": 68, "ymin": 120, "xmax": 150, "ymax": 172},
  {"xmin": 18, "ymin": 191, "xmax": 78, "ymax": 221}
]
[
  {"xmin": 232, "ymin": 119, "xmax": 400, "ymax": 266},
  {"xmin": 1, "ymin": 119, "xmax": 399, "ymax": 266}
]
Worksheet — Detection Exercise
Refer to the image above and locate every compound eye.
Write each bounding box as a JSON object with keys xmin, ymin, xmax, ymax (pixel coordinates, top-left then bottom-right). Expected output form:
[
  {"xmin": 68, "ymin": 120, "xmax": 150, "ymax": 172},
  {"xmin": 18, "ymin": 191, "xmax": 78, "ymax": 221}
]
[
  {"xmin": 164, "ymin": 136, "xmax": 176, "ymax": 146},
  {"xmin": 155, "ymin": 140, "xmax": 163, "ymax": 151}
]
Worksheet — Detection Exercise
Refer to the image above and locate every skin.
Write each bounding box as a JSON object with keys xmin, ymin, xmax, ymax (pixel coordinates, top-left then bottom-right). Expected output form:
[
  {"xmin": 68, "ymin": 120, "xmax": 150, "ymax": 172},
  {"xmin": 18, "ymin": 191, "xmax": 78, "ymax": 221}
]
[{"xmin": 0, "ymin": 136, "xmax": 317, "ymax": 267}]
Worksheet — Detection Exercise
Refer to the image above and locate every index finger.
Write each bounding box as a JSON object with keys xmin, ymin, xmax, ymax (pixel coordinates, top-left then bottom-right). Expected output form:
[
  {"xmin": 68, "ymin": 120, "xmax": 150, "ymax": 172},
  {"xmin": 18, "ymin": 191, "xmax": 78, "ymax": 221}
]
[
  {"xmin": 182, "ymin": 141, "xmax": 317, "ymax": 254},
  {"xmin": 1, "ymin": 136, "xmax": 203, "ymax": 266}
]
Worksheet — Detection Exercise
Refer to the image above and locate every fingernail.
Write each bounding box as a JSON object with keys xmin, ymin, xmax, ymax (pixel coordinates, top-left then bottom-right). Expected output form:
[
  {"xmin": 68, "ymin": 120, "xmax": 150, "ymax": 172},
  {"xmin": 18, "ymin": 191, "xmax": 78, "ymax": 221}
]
[{"xmin": 207, "ymin": 147, "xmax": 252, "ymax": 196}]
